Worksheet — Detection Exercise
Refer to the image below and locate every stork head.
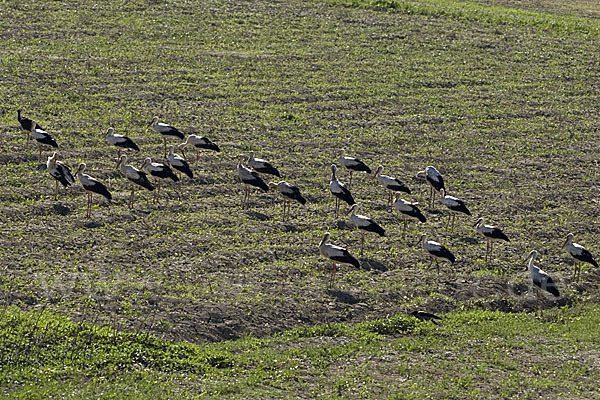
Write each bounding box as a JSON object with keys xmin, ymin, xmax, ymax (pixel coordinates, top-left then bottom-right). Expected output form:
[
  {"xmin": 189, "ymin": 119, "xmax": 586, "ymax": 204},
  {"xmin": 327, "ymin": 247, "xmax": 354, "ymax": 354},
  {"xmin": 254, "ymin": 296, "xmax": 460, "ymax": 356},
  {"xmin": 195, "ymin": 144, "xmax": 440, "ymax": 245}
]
[
  {"xmin": 116, "ymin": 155, "xmax": 127, "ymax": 169},
  {"xmin": 106, "ymin": 127, "xmax": 115, "ymax": 137},
  {"xmin": 76, "ymin": 163, "xmax": 87, "ymax": 174},
  {"xmin": 564, "ymin": 233, "xmax": 574, "ymax": 248},
  {"xmin": 330, "ymin": 164, "xmax": 337, "ymax": 175},
  {"xmin": 319, "ymin": 232, "xmax": 331, "ymax": 247},
  {"xmin": 148, "ymin": 116, "xmax": 159, "ymax": 127},
  {"xmin": 248, "ymin": 151, "xmax": 255, "ymax": 161},
  {"xmin": 413, "ymin": 234, "xmax": 426, "ymax": 247},
  {"xmin": 524, "ymin": 250, "xmax": 538, "ymax": 269},
  {"xmin": 346, "ymin": 203, "xmax": 359, "ymax": 215},
  {"xmin": 473, "ymin": 217, "xmax": 484, "ymax": 227},
  {"xmin": 268, "ymin": 181, "xmax": 278, "ymax": 190},
  {"xmin": 439, "ymin": 188, "xmax": 446, "ymax": 198},
  {"xmin": 141, "ymin": 157, "xmax": 152, "ymax": 169},
  {"xmin": 373, "ymin": 165, "xmax": 383, "ymax": 178}
]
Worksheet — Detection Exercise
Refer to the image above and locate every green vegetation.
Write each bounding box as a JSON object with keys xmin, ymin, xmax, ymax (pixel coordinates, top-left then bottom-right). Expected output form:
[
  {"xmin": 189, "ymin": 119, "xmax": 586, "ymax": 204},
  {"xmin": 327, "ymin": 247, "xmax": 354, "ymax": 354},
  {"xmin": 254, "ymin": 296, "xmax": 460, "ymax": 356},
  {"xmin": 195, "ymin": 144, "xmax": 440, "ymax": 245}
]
[
  {"xmin": 0, "ymin": 0, "xmax": 599, "ymax": 397},
  {"xmin": 1, "ymin": 305, "xmax": 599, "ymax": 398}
]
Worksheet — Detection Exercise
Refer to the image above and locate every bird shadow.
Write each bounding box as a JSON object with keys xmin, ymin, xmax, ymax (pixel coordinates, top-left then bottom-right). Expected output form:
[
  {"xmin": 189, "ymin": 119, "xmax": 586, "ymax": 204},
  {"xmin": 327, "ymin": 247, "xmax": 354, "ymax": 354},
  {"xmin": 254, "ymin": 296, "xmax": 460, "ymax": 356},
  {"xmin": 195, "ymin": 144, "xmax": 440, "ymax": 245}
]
[
  {"xmin": 426, "ymin": 209, "xmax": 444, "ymax": 215},
  {"xmin": 335, "ymin": 220, "xmax": 353, "ymax": 230},
  {"xmin": 245, "ymin": 210, "xmax": 270, "ymax": 221},
  {"xmin": 35, "ymin": 163, "xmax": 47, "ymax": 171},
  {"xmin": 52, "ymin": 204, "xmax": 70, "ymax": 216},
  {"xmin": 326, "ymin": 290, "xmax": 364, "ymax": 305},
  {"xmin": 458, "ymin": 236, "xmax": 479, "ymax": 245},
  {"xmin": 282, "ymin": 224, "xmax": 299, "ymax": 233},
  {"xmin": 83, "ymin": 221, "xmax": 103, "ymax": 229},
  {"xmin": 359, "ymin": 258, "xmax": 388, "ymax": 272}
]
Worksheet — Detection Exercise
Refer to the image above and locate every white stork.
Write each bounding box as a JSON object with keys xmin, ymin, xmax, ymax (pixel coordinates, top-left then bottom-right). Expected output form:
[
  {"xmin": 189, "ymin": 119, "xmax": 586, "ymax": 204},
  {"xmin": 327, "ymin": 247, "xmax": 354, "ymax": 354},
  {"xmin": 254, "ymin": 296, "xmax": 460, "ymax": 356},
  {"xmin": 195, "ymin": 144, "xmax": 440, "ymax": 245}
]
[
  {"xmin": 373, "ymin": 165, "xmax": 411, "ymax": 210},
  {"xmin": 105, "ymin": 127, "xmax": 139, "ymax": 166},
  {"xmin": 168, "ymin": 145, "xmax": 194, "ymax": 180},
  {"xmin": 474, "ymin": 218, "xmax": 509, "ymax": 262},
  {"xmin": 337, "ymin": 149, "xmax": 371, "ymax": 189},
  {"xmin": 563, "ymin": 233, "xmax": 598, "ymax": 282},
  {"xmin": 268, "ymin": 181, "xmax": 306, "ymax": 220},
  {"xmin": 146, "ymin": 116, "xmax": 185, "ymax": 157},
  {"xmin": 440, "ymin": 189, "xmax": 471, "ymax": 230},
  {"xmin": 525, "ymin": 250, "xmax": 560, "ymax": 312},
  {"xmin": 247, "ymin": 152, "xmax": 281, "ymax": 177},
  {"xmin": 141, "ymin": 157, "xmax": 179, "ymax": 202},
  {"xmin": 329, "ymin": 164, "xmax": 355, "ymax": 218},
  {"xmin": 394, "ymin": 193, "xmax": 426, "ymax": 239},
  {"xmin": 75, "ymin": 163, "xmax": 112, "ymax": 218},
  {"xmin": 30, "ymin": 123, "xmax": 58, "ymax": 162},
  {"xmin": 416, "ymin": 166, "xmax": 445, "ymax": 208},
  {"xmin": 181, "ymin": 135, "xmax": 220, "ymax": 166},
  {"xmin": 347, "ymin": 204, "xmax": 385, "ymax": 256},
  {"xmin": 414, "ymin": 234, "xmax": 455, "ymax": 274},
  {"xmin": 47, "ymin": 152, "xmax": 75, "ymax": 200},
  {"xmin": 319, "ymin": 232, "xmax": 360, "ymax": 288},
  {"xmin": 237, "ymin": 156, "xmax": 269, "ymax": 207},
  {"xmin": 18, "ymin": 109, "xmax": 44, "ymax": 147},
  {"xmin": 116, "ymin": 155, "xmax": 154, "ymax": 209}
]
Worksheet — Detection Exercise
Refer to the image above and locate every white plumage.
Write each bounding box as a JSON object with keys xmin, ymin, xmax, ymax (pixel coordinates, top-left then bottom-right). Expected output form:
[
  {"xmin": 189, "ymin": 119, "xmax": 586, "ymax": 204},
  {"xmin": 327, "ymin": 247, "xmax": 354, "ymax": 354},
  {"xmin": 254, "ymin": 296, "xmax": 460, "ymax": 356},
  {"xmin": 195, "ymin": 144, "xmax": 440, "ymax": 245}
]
[
  {"xmin": 416, "ymin": 166, "xmax": 445, "ymax": 208},
  {"xmin": 329, "ymin": 164, "xmax": 355, "ymax": 218},
  {"xmin": 47, "ymin": 152, "xmax": 75, "ymax": 199},
  {"xmin": 415, "ymin": 234, "xmax": 455, "ymax": 274},
  {"xmin": 526, "ymin": 250, "xmax": 560, "ymax": 299},
  {"xmin": 373, "ymin": 165, "xmax": 410, "ymax": 209},
  {"xmin": 347, "ymin": 204, "xmax": 385, "ymax": 256},
  {"xmin": 319, "ymin": 232, "xmax": 360, "ymax": 288},
  {"xmin": 563, "ymin": 233, "xmax": 598, "ymax": 282}
]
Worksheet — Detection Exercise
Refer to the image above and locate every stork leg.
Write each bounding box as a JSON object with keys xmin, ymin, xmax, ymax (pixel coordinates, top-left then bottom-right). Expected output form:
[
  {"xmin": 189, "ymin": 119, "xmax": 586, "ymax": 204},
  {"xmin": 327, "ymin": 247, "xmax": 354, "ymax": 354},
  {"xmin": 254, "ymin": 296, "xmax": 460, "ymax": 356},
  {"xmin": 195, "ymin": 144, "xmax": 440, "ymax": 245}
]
[
  {"xmin": 329, "ymin": 262, "xmax": 337, "ymax": 288},
  {"xmin": 435, "ymin": 259, "xmax": 440, "ymax": 275},
  {"xmin": 195, "ymin": 151, "xmax": 200, "ymax": 168},
  {"xmin": 54, "ymin": 180, "xmax": 59, "ymax": 200},
  {"xmin": 429, "ymin": 186, "xmax": 433, "ymax": 208},
  {"xmin": 485, "ymin": 239, "xmax": 490, "ymax": 263},
  {"xmin": 334, "ymin": 197, "xmax": 339, "ymax": 219},
  {"xmin": 116, "ymin": 148, "xmax": 122, "ymax": 168},
  {"xmin": 348, "ymin": 171, "xmax": 353, "ymax": 190},
  {"xmin": 428, "ymin": 256, "xmax": 434, "ymax": 270},
  {"xmin": 86, "ymin": 193, "xmax": 92, "ymax": 218},
  {"xmin": 163, "ymin": 137, "xmax": 167, "ymax": 158},
  {"xmin": 451, "ymin": 214, "xmax": 456, "ymax": 232},
  {"xmin": 489, "ymin": 240, "xmax": 493, "ymax": 262},
  {"xmin": 402, "ymin": 217, "xmax": 407, "ymax": 241},
  {"xmin": 38, "ymin": 144, "xmax": 43, "ymax": 163},
  {"xmin": 129, "ymin": 188, "xmax": 135, "ymax": 209}
]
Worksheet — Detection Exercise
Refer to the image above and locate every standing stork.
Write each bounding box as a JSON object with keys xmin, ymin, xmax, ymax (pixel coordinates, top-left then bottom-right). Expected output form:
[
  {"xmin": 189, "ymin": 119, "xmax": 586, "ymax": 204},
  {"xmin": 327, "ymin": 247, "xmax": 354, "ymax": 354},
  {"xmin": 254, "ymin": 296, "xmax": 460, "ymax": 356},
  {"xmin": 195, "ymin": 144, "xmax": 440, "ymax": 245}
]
[
  {"xmin": 373, "ymin": 165, "xmax": 411, "ymax": 210},
  {"xmin": 394, "ymin": 193, "xmax": 426, "ymax": 240},
  {"xmin": 146, "ymin": 116, "xmax": 185, "ymax": 158},
  {"xmin": 116, "ymin": 155, "xmax": 154, "ymax": 209},
  {"xmin": 337, "ymin": 149, "xmax": 371, "ymax": 189},
  {"xmin": 75, "ymin": 163, "xmax": 112, "ymax": 218},
  {"xmin": 416, "ymin": 166, "xmax": 444, "ymax": 208},
  {"xmin": 141, "ymin": 157, "xmax": 179, "ymax": 202},
  {"xmin": 347, "ymin": 204, "xmax": 385, "ymax": 256},
  {"xmin": 168, "ymin": 145, "xmax": 194, "ymax": 180},
  {"xmin": 414, "ymin": 234, "xmax": 455, "ymax": 274},
  {"xmin": 247, "ymin": 152, "xmax": 281, "ymax": 177},
  {"xmin": 30, "ymin": 123, "xmax": 58, "ymax": 162},
  {"xmin": 440, "ymin": 189, "xmax": 471, "ymax": 230},
  {"xmin": 105, "ymin": 127, "xmax": 139, "ymax": 167},
  {"xmin": 329, "ymin": 164, "xmax": 355, "ymax": 218},
  {"xmin": 18, "ymin": 109, "xmax": 44, "ymax": 147},
  {"xmin": 563, "ymin": 233, "xmax": 598, "ymax": 282},
  {"xmin": 237, "ymin": 156, "xmax": 269, "ymax": 207},
  {"xmin": 181, "ymin": 135, "xmax": 220, "ymax": 167},
  {"xmin": 525, "ymin": 250, "xmax": 560, "ymax": 313},
  {"xmin": 268, "ymin": 181, "xmax": 306, "ymax": 221},
  {"xmin": 319, "ymin": 232, "xmax": 360, "ymax": 288},
  {"xmin": 47, "ymin": 152, "xmax": 75, "ymax": 200},
  {"xmin": 474, "ymin": 218, "xmax": 509, "ymax": 263}
]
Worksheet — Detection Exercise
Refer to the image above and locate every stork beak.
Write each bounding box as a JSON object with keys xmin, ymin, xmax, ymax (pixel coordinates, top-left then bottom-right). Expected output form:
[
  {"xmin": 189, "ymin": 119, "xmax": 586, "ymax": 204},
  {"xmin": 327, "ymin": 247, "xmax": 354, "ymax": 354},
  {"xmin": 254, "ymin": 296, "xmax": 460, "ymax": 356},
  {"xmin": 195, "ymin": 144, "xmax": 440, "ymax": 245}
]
[
  {"xmin": 412, "ymin": 236, "xmax": 423, "ymax": 247},
  {"xmin": 346, "ymin": 206, "xmax": 353, "ymax": 215}
]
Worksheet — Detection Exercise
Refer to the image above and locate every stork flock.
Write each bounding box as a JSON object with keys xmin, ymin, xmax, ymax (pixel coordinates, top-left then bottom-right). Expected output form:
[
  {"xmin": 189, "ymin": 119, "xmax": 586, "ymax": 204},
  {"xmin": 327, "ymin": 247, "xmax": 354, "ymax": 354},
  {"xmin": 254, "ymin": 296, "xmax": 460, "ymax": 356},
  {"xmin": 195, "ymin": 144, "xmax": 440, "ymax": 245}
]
[{"xmin": 18, "ymin": 110, "xmax": 598, "ymax": 310}]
